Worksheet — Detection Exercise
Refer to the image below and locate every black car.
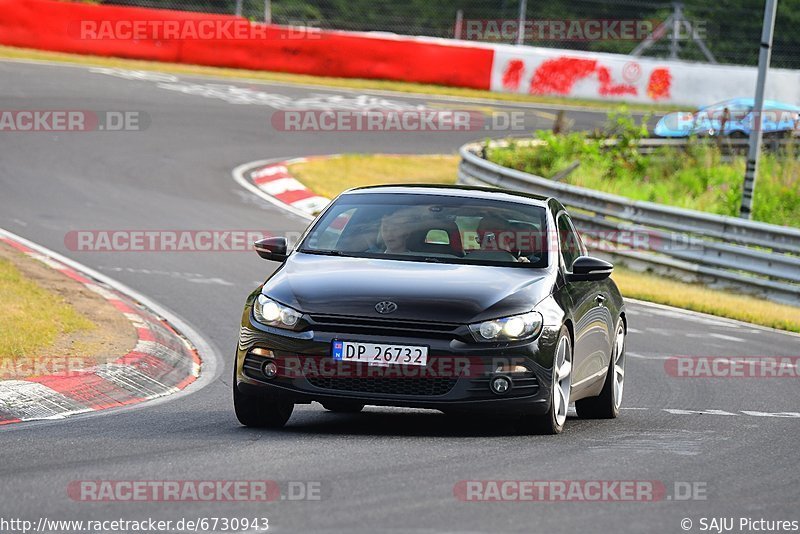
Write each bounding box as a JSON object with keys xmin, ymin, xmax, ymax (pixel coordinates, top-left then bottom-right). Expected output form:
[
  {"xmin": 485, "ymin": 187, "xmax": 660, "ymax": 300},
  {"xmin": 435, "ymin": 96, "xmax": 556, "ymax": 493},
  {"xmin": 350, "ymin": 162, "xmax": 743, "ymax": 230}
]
[{"xmin": 234, "ymin": 185, "xmax": 626, "ymax": 434}]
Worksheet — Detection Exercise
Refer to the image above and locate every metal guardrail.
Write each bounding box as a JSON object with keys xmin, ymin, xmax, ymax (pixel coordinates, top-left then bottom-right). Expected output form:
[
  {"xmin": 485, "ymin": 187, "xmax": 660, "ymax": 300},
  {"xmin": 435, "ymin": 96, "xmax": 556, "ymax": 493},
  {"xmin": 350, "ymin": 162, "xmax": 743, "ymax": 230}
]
[
  {"xmin": 604, "ymin": 137, "xmax": 798, "ymax": 156},
  {"xmin": 458, "ymin": 141, "xmax": 800, "ymax": 306},
  {"xmin": 492, "ymin": 136, "xmax": 800, "ymax": 157}
]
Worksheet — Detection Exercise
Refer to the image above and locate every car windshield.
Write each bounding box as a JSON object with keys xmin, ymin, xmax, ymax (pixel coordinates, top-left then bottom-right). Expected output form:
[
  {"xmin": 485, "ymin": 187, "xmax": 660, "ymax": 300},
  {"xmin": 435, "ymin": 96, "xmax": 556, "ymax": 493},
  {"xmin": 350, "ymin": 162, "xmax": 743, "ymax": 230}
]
[
  {"xmin": 298, "ymin": 192, "xmax": 549, "ymax": 268},
  {"xmin": 700, "ymin": 102, "xmax": 752, "ymax": 121}
]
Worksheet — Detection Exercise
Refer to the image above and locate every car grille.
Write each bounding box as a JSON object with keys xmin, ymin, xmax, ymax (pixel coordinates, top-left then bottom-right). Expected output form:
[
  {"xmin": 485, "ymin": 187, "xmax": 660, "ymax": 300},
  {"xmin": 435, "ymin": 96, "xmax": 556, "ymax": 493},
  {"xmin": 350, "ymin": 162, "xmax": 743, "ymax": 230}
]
[
  {"xmin": 244, "ymin": 352, "xmax": 459, "ymax": 396},
  {"xmin": 305, "ymin": 376, "xmax": 458, "ymax": 396},
  {"xmin": 307, "ymin": 314, "xmax": 459, "ymax": 339}
]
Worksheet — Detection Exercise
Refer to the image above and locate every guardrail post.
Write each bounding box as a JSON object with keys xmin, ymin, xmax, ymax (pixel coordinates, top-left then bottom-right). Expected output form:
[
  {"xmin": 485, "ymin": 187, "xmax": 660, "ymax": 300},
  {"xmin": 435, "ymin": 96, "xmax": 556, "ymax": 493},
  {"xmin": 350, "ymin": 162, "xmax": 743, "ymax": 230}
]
[{"xmin": 740, "ymin": 0, "xmax": 778, "ymax": 219}]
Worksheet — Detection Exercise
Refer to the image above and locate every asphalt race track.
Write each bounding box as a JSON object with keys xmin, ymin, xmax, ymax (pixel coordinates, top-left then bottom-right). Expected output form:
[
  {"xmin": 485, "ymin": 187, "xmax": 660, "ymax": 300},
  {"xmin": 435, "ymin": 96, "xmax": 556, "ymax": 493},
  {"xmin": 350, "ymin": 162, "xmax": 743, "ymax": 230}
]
[{"xmin": 1, "ymin": 59, "xmax": 798, "ymax": 533}]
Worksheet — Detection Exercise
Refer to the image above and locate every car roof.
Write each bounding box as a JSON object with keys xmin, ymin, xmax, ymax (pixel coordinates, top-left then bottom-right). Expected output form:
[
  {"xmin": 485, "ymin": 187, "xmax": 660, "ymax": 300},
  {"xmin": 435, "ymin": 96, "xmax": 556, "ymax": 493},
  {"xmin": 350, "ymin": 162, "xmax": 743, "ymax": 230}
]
[
  {"xmin": 340, "ymin": 183, "xmax": 551, "ymax": 208},
  {"xmin": 699, "ymin": 98, "xmax": 800, "ymax": 111}
]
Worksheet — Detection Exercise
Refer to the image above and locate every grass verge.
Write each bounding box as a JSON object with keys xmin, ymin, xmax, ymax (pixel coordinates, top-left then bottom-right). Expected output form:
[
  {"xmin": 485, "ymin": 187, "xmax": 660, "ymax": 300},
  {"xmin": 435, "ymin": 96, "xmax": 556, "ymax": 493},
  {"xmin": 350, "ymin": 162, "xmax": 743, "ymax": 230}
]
[
  {"xmin": 487, "ymin": 114, "xmax": 800, "ymax": 227},
  {"xmin": 0, "ymin": 256, "xmax": 93, "ymax": 358},
  {"xmin": 288, "ymin": 154, "xmax": 459, "ymax": 198},
  {"xmin": 0, "ymin": 242, "xmax": 136, "ymax": 380},
  {"xmin": 0, "ymin": 45, "xmax": 681, "ymax": 113},
  {"xmin": 612, "ymin": 267, "xmax": 800, "ymax": 333},
  {"xmin": 288, "ymin": 153, "xmax": 800, "ymax": 331}
]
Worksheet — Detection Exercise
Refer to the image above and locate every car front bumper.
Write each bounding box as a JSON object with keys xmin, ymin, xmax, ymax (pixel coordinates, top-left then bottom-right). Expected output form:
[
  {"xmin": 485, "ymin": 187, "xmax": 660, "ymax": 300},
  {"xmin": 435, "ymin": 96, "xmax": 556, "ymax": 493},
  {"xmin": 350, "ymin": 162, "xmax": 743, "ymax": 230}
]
[{"xmin": 235, "ymin": 310, "xmax": 561, "ymax": 416}]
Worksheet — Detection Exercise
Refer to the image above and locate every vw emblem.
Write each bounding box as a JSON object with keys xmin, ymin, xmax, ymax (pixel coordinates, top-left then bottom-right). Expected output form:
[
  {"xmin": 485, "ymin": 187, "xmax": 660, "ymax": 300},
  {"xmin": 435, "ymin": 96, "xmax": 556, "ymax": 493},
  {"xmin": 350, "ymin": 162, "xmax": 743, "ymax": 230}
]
[{"xmin": 375, "ymin": 301, "xmax": 398, "ymax": 314}]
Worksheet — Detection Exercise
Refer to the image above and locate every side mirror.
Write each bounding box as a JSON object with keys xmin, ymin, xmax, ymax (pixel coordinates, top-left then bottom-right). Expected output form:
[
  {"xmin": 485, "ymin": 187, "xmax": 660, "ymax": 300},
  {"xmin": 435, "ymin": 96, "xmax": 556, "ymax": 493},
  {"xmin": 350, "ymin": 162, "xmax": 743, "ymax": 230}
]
[
  {"xmin": 254, "ymin": 237, "xmax": 288, "ymax": 262},
  {"xmin": 568, "ymin": 256, "xmax": 613, "ymax": 282}
]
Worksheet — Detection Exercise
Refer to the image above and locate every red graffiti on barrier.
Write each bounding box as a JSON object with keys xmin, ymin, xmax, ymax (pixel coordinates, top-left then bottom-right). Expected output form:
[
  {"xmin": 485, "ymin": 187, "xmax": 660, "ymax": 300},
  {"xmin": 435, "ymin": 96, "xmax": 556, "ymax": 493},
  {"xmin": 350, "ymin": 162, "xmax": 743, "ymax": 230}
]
[
  {"xmin": 501, "ymin": 59, "xmax": 525, "ymax": 91},
  {"xmin": 499, "ymin": 56, "xmax": 672, "ymax": 102},
  {"xmin": 646, "ymin": 67, "xmax": 671, "ymax": 100},
  {"xmin": 529, "ymin": 57, "xmax": 636, "ymax": 96}
]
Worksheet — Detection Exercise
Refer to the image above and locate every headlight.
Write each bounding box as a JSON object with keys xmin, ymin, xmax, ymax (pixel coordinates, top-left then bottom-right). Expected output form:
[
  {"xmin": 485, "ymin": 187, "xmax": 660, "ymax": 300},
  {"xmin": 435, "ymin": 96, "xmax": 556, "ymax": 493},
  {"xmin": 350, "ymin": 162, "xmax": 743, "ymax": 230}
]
[
  {"xmin": 469, "ymin": 311, "xmax": 543, "ymax": 342},
  {"xmin": 253, "ymin": 295, "xmax": 302, "ymax": 329}
]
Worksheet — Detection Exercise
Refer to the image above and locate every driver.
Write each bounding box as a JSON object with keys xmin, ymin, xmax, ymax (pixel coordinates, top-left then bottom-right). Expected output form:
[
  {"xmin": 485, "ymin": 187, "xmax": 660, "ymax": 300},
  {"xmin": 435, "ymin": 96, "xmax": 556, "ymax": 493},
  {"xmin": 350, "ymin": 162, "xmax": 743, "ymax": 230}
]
[{"xmin": 378, "ymin": 207, "xmax": 421, "ymax": 254}]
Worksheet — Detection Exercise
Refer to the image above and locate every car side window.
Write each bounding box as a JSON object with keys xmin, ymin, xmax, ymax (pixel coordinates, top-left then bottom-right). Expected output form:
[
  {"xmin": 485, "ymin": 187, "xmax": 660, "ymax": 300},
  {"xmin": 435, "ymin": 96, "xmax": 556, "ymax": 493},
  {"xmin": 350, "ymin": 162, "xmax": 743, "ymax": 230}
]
[
  {"xmin": 557, "ymin": 213, "xmax": 583, "ymax": 272},
  {"xmin": 729, "ymin": 105, "xmax": 752, "ymax": 121}
]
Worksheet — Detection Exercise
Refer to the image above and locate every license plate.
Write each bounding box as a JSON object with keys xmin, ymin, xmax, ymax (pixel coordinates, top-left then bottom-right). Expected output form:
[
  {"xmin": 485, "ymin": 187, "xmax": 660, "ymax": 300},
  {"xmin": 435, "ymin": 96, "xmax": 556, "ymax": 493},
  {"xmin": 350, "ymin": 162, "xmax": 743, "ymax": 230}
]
[{"xmin": 332, "ymin": 340, "xmax": 428, "ymax": 367}]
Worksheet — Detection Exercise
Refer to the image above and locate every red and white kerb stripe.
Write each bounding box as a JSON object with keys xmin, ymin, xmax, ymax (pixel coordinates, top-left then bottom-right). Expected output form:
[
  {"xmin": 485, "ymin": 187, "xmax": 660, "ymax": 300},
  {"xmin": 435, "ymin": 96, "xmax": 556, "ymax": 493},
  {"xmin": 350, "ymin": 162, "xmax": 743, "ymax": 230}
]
[
  {"xmin": 0, "ymin": 235, "xmax": 201, "ymax": 425},
  {"xmin": 249, "ymin": 159, "xmax": 329, "ymax": 215}
]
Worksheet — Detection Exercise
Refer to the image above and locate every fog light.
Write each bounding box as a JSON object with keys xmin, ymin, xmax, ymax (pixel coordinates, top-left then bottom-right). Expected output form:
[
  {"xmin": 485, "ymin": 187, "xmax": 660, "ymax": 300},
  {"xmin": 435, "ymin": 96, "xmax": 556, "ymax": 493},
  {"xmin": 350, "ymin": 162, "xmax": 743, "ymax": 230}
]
[
  {"xmin": 495, "ymin": 364, "xmax": 529, "ymax": 374},
  {"xmin": 262, "ymin": 361, "xmax": 278, "ymax": 379},
  {"xmin": 251, "ymin": 348, "xmax": 274, "ymax": 357},
  {"xmin": 490, "ymin": 375, "xmax": 512, "ymax": 395}
]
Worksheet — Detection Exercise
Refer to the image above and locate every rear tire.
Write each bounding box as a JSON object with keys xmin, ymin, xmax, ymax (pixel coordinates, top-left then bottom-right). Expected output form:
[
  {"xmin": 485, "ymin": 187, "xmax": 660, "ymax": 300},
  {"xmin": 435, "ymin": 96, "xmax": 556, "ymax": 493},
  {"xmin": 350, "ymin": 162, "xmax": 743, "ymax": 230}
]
[
  {"xmin": 576, "ymin": 318, "xmax": 625, "ymax": 419},
  {"xmin": 322, "ymin": 401, "xmax": 365, "ymax": 413},
  {"xmin": 519, "ymin": 326, "xmax": 572, "ymax": 435},
  {"xmin": 233, "ymin": 364, "xmax": 293, "ymax": 428}
]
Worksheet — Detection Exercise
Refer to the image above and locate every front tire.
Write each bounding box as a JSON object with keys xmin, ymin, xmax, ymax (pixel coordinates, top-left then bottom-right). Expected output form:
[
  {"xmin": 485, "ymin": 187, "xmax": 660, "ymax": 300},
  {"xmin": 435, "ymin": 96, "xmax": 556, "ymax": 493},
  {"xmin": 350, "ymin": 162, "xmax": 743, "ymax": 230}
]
[
  {"xmin": 519, "ymin": 326, "xmax": 572, "ymax": 435},
  {"xmin": 576, "ymin": 318, "xmax": 625, "ymax": 419},
  {"xmin": 233, "ymin": 365, "xmax": 294, "ymax": 428}
]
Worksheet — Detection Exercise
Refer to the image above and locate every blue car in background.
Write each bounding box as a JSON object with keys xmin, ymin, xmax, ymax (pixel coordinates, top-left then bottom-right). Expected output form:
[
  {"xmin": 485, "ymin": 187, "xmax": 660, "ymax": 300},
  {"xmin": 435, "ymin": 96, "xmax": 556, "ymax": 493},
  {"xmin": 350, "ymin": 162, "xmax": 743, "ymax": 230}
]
[{"xmin": 654, "ymin": 98, "xmax": 800, "ymax": 138}]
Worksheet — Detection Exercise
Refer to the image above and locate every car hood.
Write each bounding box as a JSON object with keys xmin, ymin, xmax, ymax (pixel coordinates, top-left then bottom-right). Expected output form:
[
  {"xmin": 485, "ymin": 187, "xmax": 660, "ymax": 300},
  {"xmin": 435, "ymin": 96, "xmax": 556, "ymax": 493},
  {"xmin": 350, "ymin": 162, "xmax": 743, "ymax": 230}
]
[
  {"xmin": 262, "ymin": 253, "xmax": 554, "ymax": 324},
  {"xmin": 654, "ymin": 111, "xmax": 705, "ymax": 137}
]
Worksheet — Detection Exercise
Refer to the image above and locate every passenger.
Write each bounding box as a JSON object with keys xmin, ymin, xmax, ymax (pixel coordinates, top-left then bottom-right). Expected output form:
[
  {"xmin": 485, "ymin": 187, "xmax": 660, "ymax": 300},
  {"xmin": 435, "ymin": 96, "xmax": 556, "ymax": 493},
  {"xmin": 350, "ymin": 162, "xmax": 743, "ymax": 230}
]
[{"xmin": 476, "ymin": 214, "xmax": 530, "ymax": 262}]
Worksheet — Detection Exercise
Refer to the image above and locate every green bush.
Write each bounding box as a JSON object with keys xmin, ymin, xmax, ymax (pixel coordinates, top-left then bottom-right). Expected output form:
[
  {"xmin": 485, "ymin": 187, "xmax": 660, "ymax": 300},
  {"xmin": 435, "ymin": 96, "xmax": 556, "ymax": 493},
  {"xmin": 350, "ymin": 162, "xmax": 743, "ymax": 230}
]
[{"xmin": 486, "ymin": 112, "xmax": 799, "ymax": 228}]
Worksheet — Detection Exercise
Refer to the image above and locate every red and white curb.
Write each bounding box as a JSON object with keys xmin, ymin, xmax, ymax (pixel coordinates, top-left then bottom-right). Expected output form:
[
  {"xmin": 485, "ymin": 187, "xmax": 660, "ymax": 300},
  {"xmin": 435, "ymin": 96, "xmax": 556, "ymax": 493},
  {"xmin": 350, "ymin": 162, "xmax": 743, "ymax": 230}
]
[
  {"xmin": 0, "ymin": 228, "xmax": 213, "ymax": 426},
  {"xmin": 232, "ymin": 158, "xmax": 330, "ymax": 221}
]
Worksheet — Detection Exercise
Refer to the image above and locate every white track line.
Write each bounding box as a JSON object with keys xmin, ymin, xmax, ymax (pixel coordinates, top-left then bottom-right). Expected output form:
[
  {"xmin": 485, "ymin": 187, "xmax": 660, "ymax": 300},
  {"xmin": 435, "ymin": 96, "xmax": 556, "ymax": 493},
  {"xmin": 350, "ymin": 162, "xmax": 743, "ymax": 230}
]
[{"xmin": 0, "ymin": 57, "xmax": 630, "ymax": 114}]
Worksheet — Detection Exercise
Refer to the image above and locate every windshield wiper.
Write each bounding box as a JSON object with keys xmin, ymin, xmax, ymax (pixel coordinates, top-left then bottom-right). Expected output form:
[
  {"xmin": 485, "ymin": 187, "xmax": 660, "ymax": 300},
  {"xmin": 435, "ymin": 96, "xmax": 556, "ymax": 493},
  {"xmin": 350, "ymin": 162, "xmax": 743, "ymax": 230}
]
[
  {"xmin": 302, "ymin": 250, "xmax": 448, "ymax": 262},
  {"xmin": 301, "ymin": 249, "xmax": 344, "ymax": 256}
]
